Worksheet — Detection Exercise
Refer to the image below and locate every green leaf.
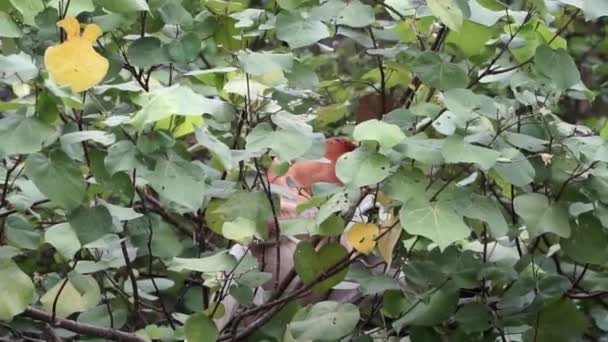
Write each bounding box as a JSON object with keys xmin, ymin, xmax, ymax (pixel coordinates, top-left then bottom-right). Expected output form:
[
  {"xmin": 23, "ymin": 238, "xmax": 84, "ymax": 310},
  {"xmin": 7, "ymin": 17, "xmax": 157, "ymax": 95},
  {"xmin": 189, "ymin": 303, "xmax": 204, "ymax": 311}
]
[
  {"xmin": 245, "ymin": 120, "xmax": 324, "ymax": 161},
  {"xmin": 382, "ymin": 167, "xmax": 429, "ymax": 205},
  {"xmin": 399, "ymin": 200, "xmax": 471, "ymax": 250},
  {"xmin": 399, "ymin": 136, "xmax": 445, "ymax": 164},
  {"xmin": 346, "ymin": 267, "xmax": 401, "ymax": 295},
  {"xmin": 591, "ymin": 307, "xmax": 608, "ymax": 331},
  {"xmin": 166, "ymin": 32, "xmax": 201, "ymax": 64},
  {"xmin": 443, "ymin": 88, "xmax": 496, "ymax": 121},
  {"xmin": 68, "ymin": 205, "xmax": 116, "ymax": 245},
  {"xmin": 411, "ymin": 51, "xmax": 469, "ymax": 90},
  {"xmin": 167, "ymin": 251, "xmax": 237, "ymax": 273},
  {"xmin": 195, "ymin": 126, "xmax": 232, "ymax": 170},
  {"xmin": 127, "ymin": 37, "xmax": 170, "ymax": 69},
  {"xmin": 47, "ymin": 0, "xmax": 95, "ymax": 17},
  {"xmin": 24, "ymin": 151, "xmax": 86, "ymax": 210},
  {"xmin": 276, "ymin": 0, "xmax": 310, "ymax": 10},
  {"xmin": 503, "ymin": 131, "xmax": 547, "ymax": 153},
  {"xmin": 0, "ymin": 115, "xmax": 57, "ymax": 156},
  {"xmin": 45, "ymin": 223, "xmax": 81, "ymax": 259},
  {"xmin": 217, "ymin": 191, "xmax": 274, "ymax": 235},
  {"xmin": 513, "ymin": 193, "xmax": 571, "ymax": 238},
  {"xmin": 453, "ymin": 194, "xmax": 508, "ymax": 238},
  {"xmin": 560, "ymin": 0, "xmax": 608, "ymax": 20},
  {"xmin": 294, "ymin": 241, "xmax": 348, "ymax": 294},
  {"xmin": 0, "ymin": 12, "xmax": 22, "ymax": 37},
  {"xmin": 238, "ymin": 51, "xmax": 294, "ymax": 76},
  {"xmin": 60, "ymin": 130, "xmax": 116, "ymax": 147},
  {"xmin": 147, "ymin": 156, "xmax": 206, "ymax": 212},
  {"xmin": 0, "ymin": 259, "xmax": 35, "ymax": 321},
  {"xmin": 222, "ymin": 217, "xmax": 263, "ymax": 244},
  {"xmin": 139, "ymin": 325, "xmax": 174, "ymax": 340},
  {"xmin": 454, "ymin": 303, "xmax": 492, "ymax": 333},
  {"xmin": 288, "ymin": 302, "xmax": 360, "ymax": 340},
  {"xmin": 562, "ymin": 214, "xmax": 608, "ymax": 265},
  {"xmin": 158, "ymin": 1, "xmax": 193, "ymax": 25},
  {"xmin": 0, "ymin": 52, "xmax": 38, "ymax": 83},
  {"xmin": 128, "ymin": 215, "xmax": 183, "ymax": 259},
  {"xmin": 229, "ymin": 284, "xmax": 254, "ymax": 305},
  {"xmin": 335, "ymin": 148, "xmax": 391, "ymax": 187},
  {"xmin": 95, "ymin": 0, "xmax": 149, "ymax": 12},
  {"xmin": 468, "ymin": 0, "xmax": 505, "ymax": 25},
  {"xmin": 428, "ymin": 0, "xmax": 463, "ymax": 32},
  {"xmin": 441, "ymin": 136, "xmax": 500, "ymax": 170},
  {"xmin": 230, "ymin": 8, "xmax": 265, "ymax": 28},
  {"xmin": 382, "ymin": 291, "xmax": 410, "ymax": 319},
  {"xmin": 40, "ymin": 273, "xmax": 101, "ymax": 318},
  {"xmin": 105, "ymin": 141, "xmax": 137, "ymax": 175},
  {"xmin": 5, "ymin": 215, "xmax": 40, "ymax": 250},
  {"xmin": 286, "ymin": 62, "xmax": 319, "ymax": 90},
  {"xmin": 316, "ymin": 188, "xmax": 360, "ymax": 224},
  {"xmin": 78, "ymin": 303, "xmax": 128, "ymax": 329},
  {"xmin": 275, "ymin": 10, "xmax": 330, "ymax": 49},
  {"xmin": 524, "ymin": 298, "xmax": 588, "ymax": 342},
  {"xmin": 534, "ymin": 45, "xmax": 581, "ymax": 91},
  {"xmin": 130, "ymin": 85, "xmax": 234, "ymax": 130},
  {"xmin": 9, "ymin": 0, "xmax": 44, "ymax": 26},
  {"xmin": 185, "ymin": 313, "xmax": 218, "ymax": 342},
  {"xmin": 382, "ymin": 0, "xmax": 421, "ymax": 18},
  {"xmin": 314, "ymin": 0, "xmax": 375, "ymax": 28},
  {"xmin": 336, "ymin": 0, "xmax": 375, "ymax": 27},
  {"xmin": 393, "ymin": 282, "xmax": 458, "ymax": 330},
  {"xmin": 446, "ymin": 20, "xmax": 495, "ymax": 56},
  {"xmin": 353, "ymin": 119, "xmax": 406, "ymax": 149},
  {"xmin": 492, "ymin": 148, "xmax": 535, "ymax": 186}
]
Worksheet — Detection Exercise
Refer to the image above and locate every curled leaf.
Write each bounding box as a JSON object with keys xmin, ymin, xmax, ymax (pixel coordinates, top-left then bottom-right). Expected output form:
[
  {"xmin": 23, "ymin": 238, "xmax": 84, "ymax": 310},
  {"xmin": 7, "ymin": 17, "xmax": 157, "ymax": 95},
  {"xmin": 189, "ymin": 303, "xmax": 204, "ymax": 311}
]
[
  {"xmin": 44, "ymin": 17, "xmax": 109, "ymax": 93},
  {"xmin": 346, "ymin": 222, "xmax": 380, "ymax": 255},
  {"xmin": 377, "ymin": 208, "xmax": 401, "ymax": 265}
]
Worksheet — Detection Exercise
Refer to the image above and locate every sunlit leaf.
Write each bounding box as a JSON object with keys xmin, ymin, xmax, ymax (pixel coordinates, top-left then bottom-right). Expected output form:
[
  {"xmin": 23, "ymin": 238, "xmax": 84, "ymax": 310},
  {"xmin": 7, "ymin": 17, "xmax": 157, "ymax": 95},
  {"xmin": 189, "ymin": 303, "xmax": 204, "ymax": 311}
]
[{"xmin": 0, "ymin": 259, "xmax": 35, "ymax": 321}]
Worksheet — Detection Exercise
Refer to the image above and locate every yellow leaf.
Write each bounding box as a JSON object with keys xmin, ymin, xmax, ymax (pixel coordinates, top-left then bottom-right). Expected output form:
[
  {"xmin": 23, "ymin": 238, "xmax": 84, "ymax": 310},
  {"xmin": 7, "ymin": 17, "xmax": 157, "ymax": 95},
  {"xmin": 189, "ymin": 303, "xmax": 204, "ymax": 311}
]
[
  {"xmin": 346, "ymin": 222, "xmax": 379, "ymax": 255},
  {"xmin": 377, "ymin": 209, "xmax": 401, "ymax": 266},
  {"xmin": 44, "ymin": 16, "xmax": 109, "ymax": 93}
]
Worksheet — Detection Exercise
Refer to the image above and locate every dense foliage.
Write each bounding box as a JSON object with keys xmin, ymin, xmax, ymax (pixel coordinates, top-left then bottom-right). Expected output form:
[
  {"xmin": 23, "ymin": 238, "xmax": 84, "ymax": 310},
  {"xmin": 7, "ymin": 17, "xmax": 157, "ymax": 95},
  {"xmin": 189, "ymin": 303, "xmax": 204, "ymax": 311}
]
[{"xmin": 0, "ymin": 0, "xmax": 607, "ymax": 341}]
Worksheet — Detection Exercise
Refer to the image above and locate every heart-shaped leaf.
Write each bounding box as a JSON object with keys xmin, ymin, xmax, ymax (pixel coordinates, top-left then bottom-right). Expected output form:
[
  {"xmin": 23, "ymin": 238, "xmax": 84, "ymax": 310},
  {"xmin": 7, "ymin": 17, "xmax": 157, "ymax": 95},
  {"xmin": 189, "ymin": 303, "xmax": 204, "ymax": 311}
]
[{"xmin": 294, "ymin": 241, "xmax": 348, "ymax": 294}]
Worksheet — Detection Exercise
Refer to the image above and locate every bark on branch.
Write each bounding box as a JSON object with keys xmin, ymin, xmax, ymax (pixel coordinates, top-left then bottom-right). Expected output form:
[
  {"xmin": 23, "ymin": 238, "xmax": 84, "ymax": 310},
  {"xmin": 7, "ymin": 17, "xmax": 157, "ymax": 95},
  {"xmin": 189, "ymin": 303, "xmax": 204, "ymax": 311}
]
[{"xmin": 22, "ymin": 307, "xmax": 146, "ymax": 342}]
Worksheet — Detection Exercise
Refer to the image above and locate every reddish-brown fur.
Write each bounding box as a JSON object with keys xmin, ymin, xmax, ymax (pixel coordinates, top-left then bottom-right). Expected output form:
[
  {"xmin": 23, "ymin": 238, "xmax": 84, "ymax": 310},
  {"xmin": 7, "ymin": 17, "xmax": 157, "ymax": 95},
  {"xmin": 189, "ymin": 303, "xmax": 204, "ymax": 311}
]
[{"xmin": 267, "ymin": 137, "xmax": 358, "ymax": 196}]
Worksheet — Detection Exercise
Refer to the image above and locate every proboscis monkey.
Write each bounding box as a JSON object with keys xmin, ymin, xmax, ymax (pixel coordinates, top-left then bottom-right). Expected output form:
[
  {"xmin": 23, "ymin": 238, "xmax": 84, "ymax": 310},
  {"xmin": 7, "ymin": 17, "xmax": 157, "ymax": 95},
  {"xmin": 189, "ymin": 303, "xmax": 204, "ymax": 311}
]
[
  {"xmin": 252, "ymin": 137, "xmax": 358, "ymax": 289},
  {"xmin": 217, "ymin": 137, "xmax": 383, "ymax": 331}
]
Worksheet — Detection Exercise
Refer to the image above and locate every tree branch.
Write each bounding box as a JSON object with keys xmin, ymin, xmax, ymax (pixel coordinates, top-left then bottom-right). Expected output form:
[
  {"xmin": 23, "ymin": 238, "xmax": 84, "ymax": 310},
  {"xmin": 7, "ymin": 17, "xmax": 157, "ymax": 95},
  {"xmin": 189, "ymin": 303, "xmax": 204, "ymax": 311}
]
[{"xmin": 22, "ymin": 307, "xmax": 146, "ymax": 342}]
